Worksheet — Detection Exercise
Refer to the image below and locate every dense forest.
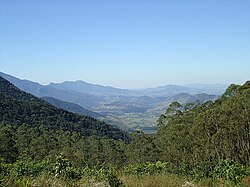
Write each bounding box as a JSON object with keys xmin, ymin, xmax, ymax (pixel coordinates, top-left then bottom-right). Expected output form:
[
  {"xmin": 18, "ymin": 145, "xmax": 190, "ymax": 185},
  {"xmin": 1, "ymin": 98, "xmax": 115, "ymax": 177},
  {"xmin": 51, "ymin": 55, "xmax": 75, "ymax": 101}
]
[
  {"xmin": 0, "ymin": 76, "xmax": 249, "ymax": 186},
  {"xmin": 156, "ymin": 81, "xmax": 250, "ymax": 176}
]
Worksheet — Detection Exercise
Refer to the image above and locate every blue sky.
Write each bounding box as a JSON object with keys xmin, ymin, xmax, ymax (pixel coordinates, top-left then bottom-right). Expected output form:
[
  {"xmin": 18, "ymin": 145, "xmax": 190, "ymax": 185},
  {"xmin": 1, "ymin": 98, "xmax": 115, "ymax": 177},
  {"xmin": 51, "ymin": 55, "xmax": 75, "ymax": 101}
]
[{"xmin": 0, "ymin": 0, "xmax": 249, "ymax": 88}]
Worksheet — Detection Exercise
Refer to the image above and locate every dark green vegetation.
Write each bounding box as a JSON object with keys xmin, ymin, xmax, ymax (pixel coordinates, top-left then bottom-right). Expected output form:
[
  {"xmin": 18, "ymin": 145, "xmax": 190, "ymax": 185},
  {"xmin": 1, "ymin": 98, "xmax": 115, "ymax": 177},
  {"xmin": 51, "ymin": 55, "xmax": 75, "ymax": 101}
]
[
  {"xmin": 0, "ymin": 76, "xmax": 128, "ymax": 141},
  {"xmin": 157, "ymin": 81, "xmax": 250, "ymax": 169},
  {"xmin": 0, "ymin": 72, "xmax": 221, "ymax": 132},
  {"xmin": 0, "ymin": 76, "xmax": 249, "ymax": 186}
]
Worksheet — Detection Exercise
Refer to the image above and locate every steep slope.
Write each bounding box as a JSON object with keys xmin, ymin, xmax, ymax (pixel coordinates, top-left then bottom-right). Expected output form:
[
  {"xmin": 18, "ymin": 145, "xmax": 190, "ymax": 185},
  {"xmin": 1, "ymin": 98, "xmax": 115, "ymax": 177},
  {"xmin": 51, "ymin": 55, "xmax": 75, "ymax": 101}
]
[
  {"xmin": 157, "ymin": 81, "xmax": 250, "ymax": 168},
  {"xmin": 42, "ymin": 96, "xmax": 103, "ymax": 118},
  {"xmin": 0, "ymin": 72, "xmax": 103, "ymax": 109},
  {"xmin": 0, "ymin": 76, "xmax": 128, "ymax": 141},
  {"xmin": 0, "ymin": 71, "xmax": 43, "ymax": 96}
]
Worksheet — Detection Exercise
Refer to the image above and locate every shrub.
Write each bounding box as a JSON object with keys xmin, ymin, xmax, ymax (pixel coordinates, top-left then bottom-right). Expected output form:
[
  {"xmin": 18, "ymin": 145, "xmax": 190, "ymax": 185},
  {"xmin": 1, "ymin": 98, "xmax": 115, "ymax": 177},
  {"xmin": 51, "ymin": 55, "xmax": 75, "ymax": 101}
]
[
  {"xmin": 53, "ymin": 153, "xmax": 81, "ymax": 180},
  {"xmin": 82, "ymin": 165, "xmax": 124, "ymax": 187},
  {"xmin": 124, "ymin": 161, "xmax": 168, "ymax": 176},
  {"xmin": 212, "ymin": 159, "xmax": 248, "ymax": 186}
]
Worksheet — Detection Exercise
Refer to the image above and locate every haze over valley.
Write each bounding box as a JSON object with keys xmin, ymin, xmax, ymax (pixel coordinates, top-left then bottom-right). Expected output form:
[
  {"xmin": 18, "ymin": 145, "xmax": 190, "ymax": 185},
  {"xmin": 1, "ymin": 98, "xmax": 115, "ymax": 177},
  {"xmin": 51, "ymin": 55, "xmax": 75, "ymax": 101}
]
[
  {"xmin": 0, "ymin": 1, "xmax": 249, "ymax": 186},
  {"xmin": 0, "ymin": 72, "xmax": 224, "ymax": 132}
]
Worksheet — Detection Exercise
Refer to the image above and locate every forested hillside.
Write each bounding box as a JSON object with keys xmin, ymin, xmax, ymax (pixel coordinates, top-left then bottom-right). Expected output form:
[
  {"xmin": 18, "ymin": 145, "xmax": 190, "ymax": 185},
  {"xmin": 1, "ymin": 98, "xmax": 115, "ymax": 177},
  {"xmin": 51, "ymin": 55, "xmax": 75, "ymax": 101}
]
[
  {"xmin": 0, "ymin": 76, "xmax": 128, "ymax": 141},
  {"xmin": 157, "ymin": 81, "xmax": 250, "ymax": 170},
  {"xmin": 0, "ymin": 77, "xmax": 249, "ymax": 186}
]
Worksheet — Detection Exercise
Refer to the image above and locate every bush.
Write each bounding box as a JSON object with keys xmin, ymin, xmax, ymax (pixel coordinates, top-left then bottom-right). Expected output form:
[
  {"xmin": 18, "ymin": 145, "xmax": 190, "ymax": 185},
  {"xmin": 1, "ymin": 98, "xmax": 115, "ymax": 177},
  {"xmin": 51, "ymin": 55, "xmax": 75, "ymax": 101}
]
[
  {"xmin": 192, "ymin": 161, "xmax": 214, "ymax": 181},
  {"xmin": 53, "ymin": 153, "xmax": 81, "ymax": 180},
  {"xmin": 8, "ymin": 158, "xmax": 51, "ymax": 178},
  {"xmin": 82, "ymin": 165, "xmax": 124, "ymax": 187},
  {"xmin": 0, "ymin": 158, "xmax": 10, "ymax": 179},
  {"xmin": 212, "ymin": 159, "xmax": 248, "ymax": 186},
  {"xmin": 124, "ymin": 161, "xmax": 168, "ymax": 176}
]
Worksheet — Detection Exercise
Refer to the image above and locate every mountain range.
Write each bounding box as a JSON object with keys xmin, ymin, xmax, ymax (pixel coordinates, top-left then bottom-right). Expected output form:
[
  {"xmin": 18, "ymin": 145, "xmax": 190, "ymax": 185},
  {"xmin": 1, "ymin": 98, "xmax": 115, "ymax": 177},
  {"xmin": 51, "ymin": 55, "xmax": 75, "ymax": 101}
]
[
  {"xmin": 0, "ymin": 72, "xmax": 224, "ymax": 132},
  {"xmin": 49, "ymin": 79, "xmax": 227, "ymax": 97},
  {"xmin": 0, "ymin": 76, "xmax": 128, "ymax": 140}
]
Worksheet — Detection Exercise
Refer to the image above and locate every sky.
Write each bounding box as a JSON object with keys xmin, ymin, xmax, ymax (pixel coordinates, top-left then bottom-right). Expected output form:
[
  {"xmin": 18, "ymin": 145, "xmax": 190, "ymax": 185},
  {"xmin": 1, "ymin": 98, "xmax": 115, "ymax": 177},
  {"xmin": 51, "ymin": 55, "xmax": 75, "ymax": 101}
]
[{"xmin": 0, "ymin": 0, "xmax": 250, "ymax": 88}]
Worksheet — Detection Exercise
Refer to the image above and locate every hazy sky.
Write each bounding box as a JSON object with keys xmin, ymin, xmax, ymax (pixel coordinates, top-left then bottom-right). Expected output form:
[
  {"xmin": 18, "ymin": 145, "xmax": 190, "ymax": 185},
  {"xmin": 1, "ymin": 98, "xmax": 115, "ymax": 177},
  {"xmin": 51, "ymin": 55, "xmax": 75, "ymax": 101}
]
[{"xmin": 0, "ymin": 0, "xmax": 249, "ymax": 88}]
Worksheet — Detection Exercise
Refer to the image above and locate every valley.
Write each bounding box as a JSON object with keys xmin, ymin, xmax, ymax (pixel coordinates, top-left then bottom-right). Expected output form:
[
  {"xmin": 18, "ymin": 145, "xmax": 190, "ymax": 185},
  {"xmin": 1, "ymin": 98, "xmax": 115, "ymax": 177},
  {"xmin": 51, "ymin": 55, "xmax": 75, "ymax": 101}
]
[
  {"xmin": 0, "ymin": 75, "xmax": 249, "ymax": 187},
  {"xmin": 1, "ymin": 1, "xmax": 249, "ymax": 186},
  {"xmin": 0, "ymin": 72, "xmax": 223, "ymax": 132}
]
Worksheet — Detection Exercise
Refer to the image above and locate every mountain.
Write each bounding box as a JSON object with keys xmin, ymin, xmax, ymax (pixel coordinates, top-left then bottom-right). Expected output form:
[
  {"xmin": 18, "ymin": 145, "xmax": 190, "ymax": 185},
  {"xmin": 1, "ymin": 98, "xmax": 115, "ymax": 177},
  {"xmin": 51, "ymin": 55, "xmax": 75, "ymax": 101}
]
[
  {"xmin": 0, "ymin": 71, "xmax": 223, "ymax": 103},
  {"xmin": 0, "ymin": 72, "xmax": 44, "ymax": 96},
  {"xmin": 183, "ymin": 83, "xmax": 229, "ymax": 95},
  {"xmin": 164, "ymin": 92, "xmax": 219, "ymax": 106},
  {"xmin": 0, "ymin": 72, "xmax": 104, "ymax": 109},
  {"xmin": 136, "ymin": 85, "xmax": 200, "ymax": 97},
  {"xmin": 48, "ymin": 81, "xmax": 227, "ymax": 97},
  {"xmin": 0, "ymin": 72, "xmax": 221, "ymax": 132},
  {"xmin": 0, "ymin": 76, "xmax": 128, "ymax": 140},
  {"xmin": 149, "ymin": 92, "xmax": 220, "ymax": 115},
  {"xmin": 42, "ymin": 96, "xmax": 103, "ymax": 118},
  {"xmin": 49, "ymin": 80, "xmax": 134, "ymax": 96}
]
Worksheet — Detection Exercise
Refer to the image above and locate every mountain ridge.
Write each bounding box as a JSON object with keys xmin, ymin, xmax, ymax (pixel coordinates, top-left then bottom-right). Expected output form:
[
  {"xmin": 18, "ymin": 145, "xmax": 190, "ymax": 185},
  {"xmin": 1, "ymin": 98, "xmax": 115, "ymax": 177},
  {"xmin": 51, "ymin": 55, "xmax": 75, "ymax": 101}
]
[
  {"xmin": 0, "ymin": 72, "xmax": 221, "ymax": 132},
  {"xmin": 1, "ymin": 72, "xmax": 227, "ymax": 97},
  {"xmin": 0, "ymin": 76, "xmax": 129, "ymax": 140}
]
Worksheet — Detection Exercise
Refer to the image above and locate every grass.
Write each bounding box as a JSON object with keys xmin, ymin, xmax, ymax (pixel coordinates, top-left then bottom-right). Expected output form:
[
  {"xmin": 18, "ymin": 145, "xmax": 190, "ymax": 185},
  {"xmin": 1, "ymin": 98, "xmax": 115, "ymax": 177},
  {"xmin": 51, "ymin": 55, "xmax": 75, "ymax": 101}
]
[
  {"xmin": 121, "ymin": 174, "xmax": 186, "ymax": 187},
  {"xmin": 121, "ymin": 174, "xmax": 250, "ymax": 187},
  {"xmin": 1, "ymin": 174, "xmax": 250, "ymax": 187}
]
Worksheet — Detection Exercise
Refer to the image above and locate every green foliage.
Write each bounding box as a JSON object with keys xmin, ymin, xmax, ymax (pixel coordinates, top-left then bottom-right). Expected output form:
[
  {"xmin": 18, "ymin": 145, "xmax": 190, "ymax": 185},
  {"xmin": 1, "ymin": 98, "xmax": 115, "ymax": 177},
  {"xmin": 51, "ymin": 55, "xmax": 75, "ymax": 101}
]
[
  {"xmin": 82, "ymin": 165, "xmax": 124, "ymax": 187},
  {"xmin": 157, "ymin": 81, "xmax": 250, "ymax": 175},
  {"xmin": 0, "ymin": 125, "xmax": 19, "ymax": 163},
  {"xmin": 0, "ymin": 76, "xmax": 250, "ymax": 186},
  {"xmin": 106, "ymin": 173, "xmax": 124, "ymax": 187},
  {"xmin": 0, "ymin": 76, "xmax": 129, "ymax": 141},
  {"xmin": 212, "ymin": 159, "xmax": 248, "ymax": 186},
  {"xmin": 8, "ymin": 159, "xmax": 51, "ymax": 178},
  {"xmin": 0, "ymin": 158, "xmax": 10, "ymax": 184},
  {"xmin": 95, "ymin": 166, "xmax": 124, "ymax": 187},
  {"xmin": 192, "ymin": 160, "xmax": 214, "ymax": 181},
  {"xmin": 124, "ymin": 161, "xmax": 168, "ymax": 176},
  {"xmin": 157, "ymin": 102, "xmax": 183, "ymax": 126},
  {"xmin": 15, "ymin": 178, "xmax": 30, "ymax": 187},
  {"xmin": 125, "ymin": 131, "xmax": 160, "ymax": 164},
  {"xmin": 53, "ymin": 153, "xmax": 81, "ymax": 180}
]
